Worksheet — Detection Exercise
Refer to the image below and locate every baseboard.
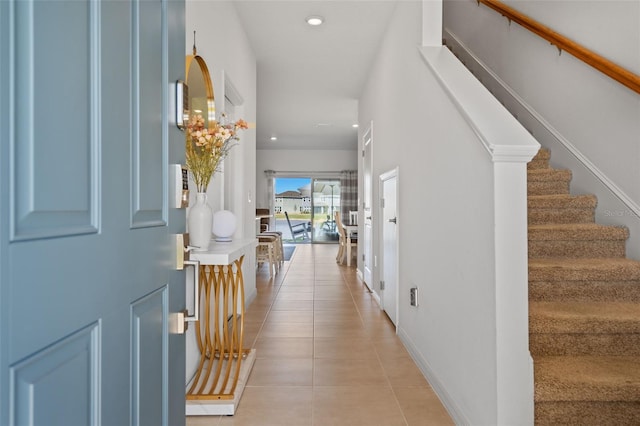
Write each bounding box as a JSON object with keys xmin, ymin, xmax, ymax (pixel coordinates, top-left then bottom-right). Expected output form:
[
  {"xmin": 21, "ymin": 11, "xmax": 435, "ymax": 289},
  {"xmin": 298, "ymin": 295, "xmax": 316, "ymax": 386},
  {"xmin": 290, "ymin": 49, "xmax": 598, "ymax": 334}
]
[{"xmin": 397, "ymin": 326, "xmax": 471, "ymax": 425}]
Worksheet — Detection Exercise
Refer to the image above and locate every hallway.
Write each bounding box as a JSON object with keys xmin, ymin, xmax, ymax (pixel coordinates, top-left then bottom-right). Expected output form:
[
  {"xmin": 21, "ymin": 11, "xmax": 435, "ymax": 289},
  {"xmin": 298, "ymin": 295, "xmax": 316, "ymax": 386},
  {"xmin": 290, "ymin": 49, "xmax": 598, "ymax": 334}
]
[{"xmin": 187, "ymin": 244, "xmax": 453, "ymax": 426}]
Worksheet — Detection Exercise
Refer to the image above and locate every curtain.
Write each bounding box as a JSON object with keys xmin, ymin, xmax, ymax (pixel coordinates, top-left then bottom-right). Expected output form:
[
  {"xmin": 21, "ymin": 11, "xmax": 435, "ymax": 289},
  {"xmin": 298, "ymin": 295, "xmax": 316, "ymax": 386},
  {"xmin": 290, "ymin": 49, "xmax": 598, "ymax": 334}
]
[
  {"xmin": 340, "ymin": 170, "xmax": 358, "ymax": 223},
  {"xmin": 265, "ymin": 170, "xmax": 276, "ymax": 230}
]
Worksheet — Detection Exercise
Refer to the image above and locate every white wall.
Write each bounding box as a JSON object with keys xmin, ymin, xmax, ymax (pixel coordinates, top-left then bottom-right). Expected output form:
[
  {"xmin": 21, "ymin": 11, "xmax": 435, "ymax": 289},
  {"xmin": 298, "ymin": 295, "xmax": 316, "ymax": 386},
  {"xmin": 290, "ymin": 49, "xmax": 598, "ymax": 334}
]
[
  {"xmin": 185, "ymin": 0, "xmax": 258, "ymax": 380},
  {"xmin": 359, "ymin": 2, "xmax": 524, "ymax": 423},
  {"xmin": 186, "ymin": 1, "xmax": 257, "ymax": 239},
  {"xmin": 443, "ymin": 0, "xmax": 640, "ymax": 257},
  {"xmin": 255, "ymin": 149, "xmax": 358, "ymax": 208}
]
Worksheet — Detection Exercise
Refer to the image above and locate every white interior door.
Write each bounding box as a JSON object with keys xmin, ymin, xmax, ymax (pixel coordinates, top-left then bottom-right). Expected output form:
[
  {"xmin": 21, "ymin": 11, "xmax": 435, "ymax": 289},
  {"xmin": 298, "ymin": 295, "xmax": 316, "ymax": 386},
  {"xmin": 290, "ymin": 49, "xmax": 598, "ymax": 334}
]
[
  {"xmin": 380, "ymin": 169, "xmax": 398, "ymax": 326},
  {"xmin": 0, "ymin": 1, "xmax": 186, "ymax": 424},
  {"xmin": 362, "ymin": 125, "xmax": 373, "ymax": 289}
]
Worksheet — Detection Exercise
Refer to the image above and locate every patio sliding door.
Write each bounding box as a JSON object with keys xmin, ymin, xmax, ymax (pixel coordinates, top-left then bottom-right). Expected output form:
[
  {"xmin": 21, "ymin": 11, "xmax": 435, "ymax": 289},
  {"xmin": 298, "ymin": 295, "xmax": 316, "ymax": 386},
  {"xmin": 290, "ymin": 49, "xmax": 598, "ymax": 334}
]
[{"xmin": 273, "ymin": 176, "xmax": 340, "ymax": 243}]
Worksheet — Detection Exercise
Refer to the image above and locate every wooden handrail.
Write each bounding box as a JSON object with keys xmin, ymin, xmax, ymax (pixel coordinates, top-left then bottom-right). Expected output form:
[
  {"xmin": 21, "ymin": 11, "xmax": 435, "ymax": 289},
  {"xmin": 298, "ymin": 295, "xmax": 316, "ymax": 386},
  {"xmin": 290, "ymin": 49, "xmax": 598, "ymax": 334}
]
[{"xmin": 477, "ymin": 0, "xmax": 640, "ymax": 94}]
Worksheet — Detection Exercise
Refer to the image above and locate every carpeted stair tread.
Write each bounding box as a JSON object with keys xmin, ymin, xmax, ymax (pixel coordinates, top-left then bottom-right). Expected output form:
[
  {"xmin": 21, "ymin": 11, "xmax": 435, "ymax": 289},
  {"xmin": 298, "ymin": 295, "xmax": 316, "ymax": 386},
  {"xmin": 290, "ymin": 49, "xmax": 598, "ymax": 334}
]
[
  {"xmin": 529, "ymin": 223, "xmax": 628, "ymax": 241},
  {"xmin": 534, "ymin": 355, "xmax": 640, "ymax": 402},
  {"xmin": 529, "ymin": 258, "xmax": 640, "ymax": 281},
  {"xmin": 530, "ymin": 280, "xmax": 640, "ymax": 302},
  {"xmin": 530, "ymin": 301, "xmax": 640, "ymax": 333}
]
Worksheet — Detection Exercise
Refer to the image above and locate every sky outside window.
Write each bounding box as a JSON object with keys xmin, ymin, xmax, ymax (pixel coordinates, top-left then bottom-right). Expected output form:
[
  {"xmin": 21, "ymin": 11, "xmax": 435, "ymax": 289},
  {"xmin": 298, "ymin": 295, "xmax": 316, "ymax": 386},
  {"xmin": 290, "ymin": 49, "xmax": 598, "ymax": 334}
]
[{"xmin": 275, "ymin": 177, "xmax": 311, "ymax": 194}]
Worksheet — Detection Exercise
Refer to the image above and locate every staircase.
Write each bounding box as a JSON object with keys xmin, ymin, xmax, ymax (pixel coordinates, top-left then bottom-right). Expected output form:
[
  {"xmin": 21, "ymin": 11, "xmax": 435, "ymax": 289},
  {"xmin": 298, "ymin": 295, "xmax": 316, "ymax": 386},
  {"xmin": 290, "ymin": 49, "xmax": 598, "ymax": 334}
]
[{"xmin": 528, "ymin": 148, "xmax": 640, "ymax": 425}]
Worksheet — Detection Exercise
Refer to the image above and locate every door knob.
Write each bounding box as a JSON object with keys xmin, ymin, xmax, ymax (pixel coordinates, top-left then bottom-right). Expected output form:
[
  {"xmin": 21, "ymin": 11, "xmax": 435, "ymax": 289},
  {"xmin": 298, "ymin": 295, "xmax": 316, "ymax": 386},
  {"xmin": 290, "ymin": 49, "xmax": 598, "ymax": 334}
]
[{"xmin": 388, "ymin": 217, "xmax": 397, "ymax": 224}]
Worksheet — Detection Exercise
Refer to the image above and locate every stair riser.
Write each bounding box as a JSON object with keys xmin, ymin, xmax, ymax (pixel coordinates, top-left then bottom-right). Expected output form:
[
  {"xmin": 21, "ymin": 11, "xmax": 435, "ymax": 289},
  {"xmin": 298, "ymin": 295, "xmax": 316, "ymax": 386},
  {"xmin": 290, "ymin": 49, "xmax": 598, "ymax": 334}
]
[
  {"xmin": 528, "ymin": 209, "xmax": 594, "ymax": 225},
  {"xmin": 528, "ymin": 181, "xmax": 570, "ymax": 195},
  {"xmin": 529, "ymin": 240, "xmax": 626, "ymax": 258},
  {"xmin": 530, "ymin": 281, "xmax": 640, "ymax": 303},
  {"xmin": 530, "ymin": 333, "xmax": 640, "ymax": 356}
]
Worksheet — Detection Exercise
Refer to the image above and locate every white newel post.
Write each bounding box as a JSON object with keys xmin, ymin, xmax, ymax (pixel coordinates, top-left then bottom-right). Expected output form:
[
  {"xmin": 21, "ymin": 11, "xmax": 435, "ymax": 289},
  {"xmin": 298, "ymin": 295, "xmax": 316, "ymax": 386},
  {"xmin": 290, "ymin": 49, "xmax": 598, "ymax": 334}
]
[{"xmin": 493, "ymin": 148, "xmax": 537, "ymax": 425}]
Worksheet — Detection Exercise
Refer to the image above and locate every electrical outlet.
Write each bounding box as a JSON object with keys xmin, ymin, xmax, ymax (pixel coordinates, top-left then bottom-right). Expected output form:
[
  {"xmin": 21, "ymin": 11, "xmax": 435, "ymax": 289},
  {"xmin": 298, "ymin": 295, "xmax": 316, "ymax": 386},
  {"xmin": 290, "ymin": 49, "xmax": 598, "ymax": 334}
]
[{"xmin": 410, "ymin": 287, "xmax": 418, "ymax": 307}]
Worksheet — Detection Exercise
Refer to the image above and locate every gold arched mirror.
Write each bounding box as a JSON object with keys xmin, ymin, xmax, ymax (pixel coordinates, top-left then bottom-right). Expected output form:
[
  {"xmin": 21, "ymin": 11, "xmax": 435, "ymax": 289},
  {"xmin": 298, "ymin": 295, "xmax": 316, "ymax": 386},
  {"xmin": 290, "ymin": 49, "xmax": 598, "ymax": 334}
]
[
  {"xmin": 183, "ymin": 43, "xmax": 221, "ymax": 194},
  {"xmin": 185, "ymin": 48, "xmax": 215, "ymax": 128}
]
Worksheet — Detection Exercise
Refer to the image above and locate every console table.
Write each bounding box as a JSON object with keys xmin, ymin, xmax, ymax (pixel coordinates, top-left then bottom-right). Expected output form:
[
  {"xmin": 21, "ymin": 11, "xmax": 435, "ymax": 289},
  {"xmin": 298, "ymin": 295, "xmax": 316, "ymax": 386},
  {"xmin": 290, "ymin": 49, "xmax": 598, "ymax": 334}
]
[{"xmin": 185, "ymin": 238, "xmax": 257, "ymax": 416}]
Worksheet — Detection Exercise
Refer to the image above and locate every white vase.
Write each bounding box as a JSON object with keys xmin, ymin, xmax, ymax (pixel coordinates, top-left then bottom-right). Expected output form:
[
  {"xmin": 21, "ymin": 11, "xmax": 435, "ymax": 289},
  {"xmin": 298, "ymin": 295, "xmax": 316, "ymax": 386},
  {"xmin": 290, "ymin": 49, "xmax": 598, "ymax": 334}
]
[{"xmin": 188, "ymin": 192, "xmax": 213, "ymax": 251}]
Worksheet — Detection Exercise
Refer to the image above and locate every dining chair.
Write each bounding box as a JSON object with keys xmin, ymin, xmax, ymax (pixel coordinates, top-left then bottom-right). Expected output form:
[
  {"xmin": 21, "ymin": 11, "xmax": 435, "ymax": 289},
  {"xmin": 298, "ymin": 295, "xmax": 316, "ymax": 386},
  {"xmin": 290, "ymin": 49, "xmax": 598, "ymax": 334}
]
[{"xmin": 335, "ymin": 211, "xmax": 357, "ymax": 265}]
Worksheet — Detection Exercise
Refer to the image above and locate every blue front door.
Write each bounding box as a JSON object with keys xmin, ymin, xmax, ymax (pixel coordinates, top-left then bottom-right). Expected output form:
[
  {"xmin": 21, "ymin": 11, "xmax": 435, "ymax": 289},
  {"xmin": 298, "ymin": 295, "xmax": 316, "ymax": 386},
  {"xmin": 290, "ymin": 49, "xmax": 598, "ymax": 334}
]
[{"xmin": 0, "ymin": 0, "xmax": 186, "ymax": 424}]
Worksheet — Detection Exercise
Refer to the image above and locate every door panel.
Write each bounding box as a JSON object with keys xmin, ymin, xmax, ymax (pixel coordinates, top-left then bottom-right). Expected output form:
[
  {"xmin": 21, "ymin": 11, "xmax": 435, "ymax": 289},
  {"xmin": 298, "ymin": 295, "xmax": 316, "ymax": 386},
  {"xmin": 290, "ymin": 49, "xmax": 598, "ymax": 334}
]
[
  {"xmin": 0, "ymin": 0, "xmax": 186, "ymax": 424},
  {"xmin": 11, "ymin": 322, "xmax": 100, "ymax": 426},
  {"xmin": 13, "ymin": 0, "xmax": 98, "ymax": 240},
  {"xmin": 132, "ymin": 0, "xmax": 165, "ymax": 227}
]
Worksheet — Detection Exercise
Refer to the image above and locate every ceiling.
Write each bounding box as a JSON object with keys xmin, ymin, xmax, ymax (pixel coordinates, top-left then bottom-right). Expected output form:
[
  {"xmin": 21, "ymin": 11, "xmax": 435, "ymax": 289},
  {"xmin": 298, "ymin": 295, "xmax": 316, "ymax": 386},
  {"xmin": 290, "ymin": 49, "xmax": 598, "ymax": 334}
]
[{"xmin": 232, "ymin": 1, "xmax": 398, "ymax": 151}]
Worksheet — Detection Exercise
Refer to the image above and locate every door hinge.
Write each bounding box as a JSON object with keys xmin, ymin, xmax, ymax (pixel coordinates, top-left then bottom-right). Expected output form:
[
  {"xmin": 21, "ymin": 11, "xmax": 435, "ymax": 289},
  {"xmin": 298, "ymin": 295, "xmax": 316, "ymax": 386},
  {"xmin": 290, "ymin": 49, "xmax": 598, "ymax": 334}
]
[
  {"xmin": 362, "ymin": 149, "xmax": 365, "ymax": 157},
  {"xmin": 380, "ymin": 280, "xmax": 385, "ymax": 290},
  {"xmin": 362, "ymin": 254, "xmax": 365, "ymax": 262},
  {"xmin": 380, "ymin": 198, "xmax": 385, "ymax": 208}
]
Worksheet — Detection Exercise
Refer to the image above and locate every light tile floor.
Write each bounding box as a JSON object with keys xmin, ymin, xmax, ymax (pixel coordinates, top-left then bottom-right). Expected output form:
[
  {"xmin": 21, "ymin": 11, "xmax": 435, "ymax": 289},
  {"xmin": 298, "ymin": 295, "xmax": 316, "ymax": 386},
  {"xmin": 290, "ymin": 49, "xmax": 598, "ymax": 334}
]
[{"xmin": 187, "ymin": 244, "xmax": 454, "ymax": 426}]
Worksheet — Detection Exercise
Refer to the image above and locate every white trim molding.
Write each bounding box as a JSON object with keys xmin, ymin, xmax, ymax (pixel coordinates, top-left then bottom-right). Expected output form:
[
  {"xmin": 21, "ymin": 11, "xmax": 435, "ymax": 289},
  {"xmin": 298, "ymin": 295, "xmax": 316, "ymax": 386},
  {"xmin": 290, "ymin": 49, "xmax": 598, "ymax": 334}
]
[{"xmin": 419, "ymin": 46, "xmax": 539, "ymax": 163}]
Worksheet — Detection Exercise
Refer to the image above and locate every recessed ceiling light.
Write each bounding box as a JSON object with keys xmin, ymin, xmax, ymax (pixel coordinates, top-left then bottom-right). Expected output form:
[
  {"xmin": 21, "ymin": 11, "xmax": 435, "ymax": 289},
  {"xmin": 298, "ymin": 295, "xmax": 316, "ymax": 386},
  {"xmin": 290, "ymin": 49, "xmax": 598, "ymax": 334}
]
[
  {"xmin": 270, "ymin": 136, "xmax": 277, "ymax": 141},
  {"xmin": 306, "ymin": 16, "xmax": 324, "ymax": 26},
  {"xmin": 352, "ymin": 124, "xmax": 359, "ymax": 128}
]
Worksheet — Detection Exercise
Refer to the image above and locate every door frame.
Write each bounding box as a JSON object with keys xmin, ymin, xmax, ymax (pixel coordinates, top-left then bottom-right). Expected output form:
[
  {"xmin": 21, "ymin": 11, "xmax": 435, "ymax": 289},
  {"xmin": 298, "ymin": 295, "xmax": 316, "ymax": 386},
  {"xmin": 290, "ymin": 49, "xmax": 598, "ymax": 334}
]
[
  {"xmin": 361, "ymin": 123, "xmax": 374, "ymax": 290},
  {"xmin": 379, "ymin": 167, "xmax": 399, "ymax": 328}
]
